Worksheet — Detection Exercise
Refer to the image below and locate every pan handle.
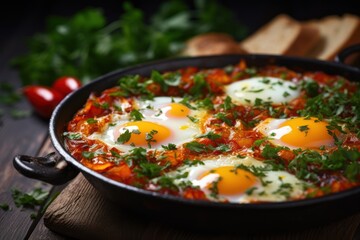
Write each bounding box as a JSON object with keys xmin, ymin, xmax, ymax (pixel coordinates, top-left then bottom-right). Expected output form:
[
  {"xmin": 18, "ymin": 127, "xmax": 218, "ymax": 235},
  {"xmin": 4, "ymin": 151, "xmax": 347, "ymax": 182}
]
[
  {"xmin": 334, "ymin": 44, "xmax": 360, "ymax": 67},
  {"xmin": 13, "ymin": 152, "xmax": 79, "ymax": 185}
]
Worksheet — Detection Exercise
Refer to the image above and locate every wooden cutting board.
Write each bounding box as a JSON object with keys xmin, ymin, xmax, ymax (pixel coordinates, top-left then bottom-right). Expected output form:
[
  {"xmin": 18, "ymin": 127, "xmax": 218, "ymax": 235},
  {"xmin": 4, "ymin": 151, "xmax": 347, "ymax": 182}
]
[{"xmin": 44, "ymin": 174, "xmax": 360, "ymax": 240}]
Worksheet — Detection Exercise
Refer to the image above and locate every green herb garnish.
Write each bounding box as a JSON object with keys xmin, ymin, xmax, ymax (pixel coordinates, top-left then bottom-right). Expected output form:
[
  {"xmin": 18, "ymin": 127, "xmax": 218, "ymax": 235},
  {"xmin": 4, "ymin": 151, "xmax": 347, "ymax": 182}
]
[
  {"xmin": 196, "ymin": 131, "xmax": 221, "ymax": 140},
  {"xmin": 86, "ymin": 118, "xmax": 97, "ymax": 124},
  {"xmin": 12, "ymin": 1, "xmax": 246, "ymax": 86},
  {"xmin": 130, "ymin": 109, "xmax": 144, "ymax": 121},
  {"xmin": 11, "ymin": 188, "xmax": 49, "ymax": 209},
  {"xmin": 117, "ymin": 129, "xmax": 132, "ymax": 144},
  {"xmin": 82, "ymin": 151, "xmax": 95, "ymax": 159},
  {"xmin": 135, "ymin": 162, "xmax": 169, "ymax": 179},
  {"xmin": 184, "ymin": 141, "xmax": 209, "ymax": 153},
  {"xmin": 146, "ymin": 129, "xmax": 158, "ymax": 148},
  {"xmin": 63, "ymin": 132, "xmax": 82, "ymax": 140},
  {"xmin": 162, "ymin": 143, "xmax": 177, "ymax": 150},
  {"xmin": 0, "ymin": 203, "xmax": 9, "ymax": 211}
]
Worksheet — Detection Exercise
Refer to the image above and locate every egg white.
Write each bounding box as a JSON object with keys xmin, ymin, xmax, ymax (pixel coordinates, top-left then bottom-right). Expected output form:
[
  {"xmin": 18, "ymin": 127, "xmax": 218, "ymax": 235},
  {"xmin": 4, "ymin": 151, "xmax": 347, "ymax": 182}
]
[
  {"xmin": 256, "ymin": 118, "xmax": 296, "ymax": 149},
  {"xmin": 163, "ymin": 155, "xmax": 308, "ymax": 203},
  {"xmin": 89, "ymin": 97, "xmax": 205, "ymax": 153},
  {"xmin": 224, "ymin": 77, "xmax": 300, "ymax": 105},
  {"xmin": 255, "ymin": 117, "xmax": 335, "ymax": 150}
]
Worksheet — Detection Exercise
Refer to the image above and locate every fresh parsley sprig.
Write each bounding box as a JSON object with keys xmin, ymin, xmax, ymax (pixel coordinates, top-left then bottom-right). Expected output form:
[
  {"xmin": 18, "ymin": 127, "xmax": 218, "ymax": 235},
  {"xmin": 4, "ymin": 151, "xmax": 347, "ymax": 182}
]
[
  {"xmin": 11, "ymin": 188, "xmax": 49, "ymax": 209},
  {"xmin": 12, "ymin": 1, "xmax": 246, "ymax": 87}
]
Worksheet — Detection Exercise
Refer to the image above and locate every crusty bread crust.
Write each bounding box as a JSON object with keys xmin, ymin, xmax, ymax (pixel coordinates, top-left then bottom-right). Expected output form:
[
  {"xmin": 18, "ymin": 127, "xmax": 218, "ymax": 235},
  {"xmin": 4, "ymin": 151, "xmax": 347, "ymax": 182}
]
[
  {"xmin": 285, "ymin": 24, "xmax": 321, "ymax": 56},
  {"xmin": 240, "ymin": 14, "xmax": 305, "ymax": 55},
  {"xmin": 183, "ymin": 14, "xmax": 359, "ymax": 61},
  {"xmin": 306, "ymin": 14, "xmax": 360, "ymax": 60},
  {"xmin": 183, "ymin": 33, "xmax": 246, "ymax": 56}
]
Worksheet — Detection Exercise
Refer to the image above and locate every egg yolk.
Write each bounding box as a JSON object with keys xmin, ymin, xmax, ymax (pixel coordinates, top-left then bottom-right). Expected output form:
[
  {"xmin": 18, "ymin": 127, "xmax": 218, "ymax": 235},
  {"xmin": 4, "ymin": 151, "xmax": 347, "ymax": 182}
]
[
  {"xmin": 114, "ymin": 121, "xmax": 171, "ymax": 147},
  {"xmin": 163, "ymin": 103, "xmax": 190, "ymax": 118},
  {"xmin": 278, "ymin": 117, "xmax": 334, "ymax": 148},
  {"xmin": 200, "ymin": 166, "xmax": 257, "ymax": 195}
]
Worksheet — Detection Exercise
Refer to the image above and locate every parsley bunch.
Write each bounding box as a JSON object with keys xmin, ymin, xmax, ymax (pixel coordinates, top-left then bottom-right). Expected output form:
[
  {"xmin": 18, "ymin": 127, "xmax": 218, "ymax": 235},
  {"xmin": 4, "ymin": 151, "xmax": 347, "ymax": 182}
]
[{"xmin": 12, "ymin": 0, "xmax": 246, "ymax": 86}]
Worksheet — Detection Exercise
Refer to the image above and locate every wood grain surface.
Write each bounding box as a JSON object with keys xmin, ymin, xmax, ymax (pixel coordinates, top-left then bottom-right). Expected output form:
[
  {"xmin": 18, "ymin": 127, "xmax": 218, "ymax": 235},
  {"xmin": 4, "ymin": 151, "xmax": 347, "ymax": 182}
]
[
  {"xmin": 0, "ymin": 8, "xmax": 56, "ymax": 238},
  {"xmin": 44, "ymin": 174, "xmax": 360, "ymax": 240},
  {"xmin": 0, "ymin": 2, "xmax": 359, "ymax": 239}
]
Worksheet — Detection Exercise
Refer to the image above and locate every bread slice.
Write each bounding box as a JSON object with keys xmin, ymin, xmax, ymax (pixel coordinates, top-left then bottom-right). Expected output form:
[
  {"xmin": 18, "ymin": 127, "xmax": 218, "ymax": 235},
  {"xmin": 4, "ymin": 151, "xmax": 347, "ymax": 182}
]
[
  {"xmin": 182, "ymin": 33, "xmax": 246, "ymax": 56},
  {"xmin": 306, "ymin": 14, "xmax": 360, "ymax": 60},
  {"xmin": 239, "ymin": 14, "xmax": 320, "ymax": 56}
]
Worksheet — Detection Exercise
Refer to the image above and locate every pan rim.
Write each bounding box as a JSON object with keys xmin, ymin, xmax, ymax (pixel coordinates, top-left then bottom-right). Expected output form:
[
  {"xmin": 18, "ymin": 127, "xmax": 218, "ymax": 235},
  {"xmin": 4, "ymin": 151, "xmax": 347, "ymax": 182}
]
[{"xmin": 49, "ymin": 54, "xmax": 360, "ymax": 211}]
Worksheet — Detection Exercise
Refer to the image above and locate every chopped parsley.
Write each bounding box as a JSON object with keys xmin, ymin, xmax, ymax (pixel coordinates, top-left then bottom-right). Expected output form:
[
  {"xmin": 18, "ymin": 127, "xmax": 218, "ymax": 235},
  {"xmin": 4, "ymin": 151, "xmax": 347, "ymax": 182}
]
[
  {"xmin": 209, "ymin": 176, "xmax": 222, "ymax": 199},
  {"xmin": 247, "ymin": 88, "xmax": 264, "ymax": 93},
  {"xmin": 162, "ymin": 143, "xmax": 177, "ymax": 150},
  {"xmin": 302, "ymin": 79, "xmax": 319, "ymax": 97},
  {"xmin": 183, "ymin": 159, "xmax": 205, "ymax": 166},
  {"xmin": 272, "ymin": 180, "xmax": 293, "ymax": 198},
  {"xmin": 214, "ymin": 144, "xmax": 231, "ymax": 152},
  {"xmin": 163, "ymin": 72, "xmax": 181, "ymax": 87},
  {"xmin": 11, "ymin": 188, "xmax": 49, "ymax": 209},
  {"xmin": 0, "ymin": 83, "xmax": 21, "ymax": 105},
  {"xmin": 298, "ymin": 125, "xmax": 309, "ymax": 135},
  {"xmin": 184, "ymin": 141, "xmax": 209, "ymax": 153},
  {"xmin": 145, "ymin": 129, "xmax": 158, "ymax": 148},
  {"xmin": 155, "ymin": 176, "xmax": 179, "ymax": 191},
  {"xmin": 244, "ymin": 67, "xmax": 257, "ymax": 76},
  {"xmin": 222, "ymin": 96, "xmax": 235, "ymax": 111},
  {"xmin": 189, "ymin": 73, "xmax": 209, "ymax": 98},
  {"xmin": 245, "ymin": 187, "xmax": 258, "ymax": 195},
  {"xmin": 82, "ymin": 151, "xmax": 95, "ymax": 159},
  {"xmin": 0, "ymin": 203, "xmax": 9, "ymax": 211},
  {"xmin": 259, "ymin": 78, "xmax": 271, "ymax": 84},
  {"xmin": 298, "ymin": 125, "xmax": 309, "ymax": 131},
  {"xmin": 63, "ymin": 132, "xmax": 82, "ymax": 140},
  {"xmin": 283, "ymin": 91, "xmax": 290, "ymax": 97},
  {"xmin": 179, "ymin": 97, "xmax": 197, "ymax": 110},
  {"xmin": 196, "ymin": 131, "xmax": 221, "ymax": 140},
  {"xmin": 110, "ymin": 150, "xmax": 121, "ymax": 158},
  {"xmin": 187, "ymin": 115, "xmax": 199, "ymax": 123},
  {"xmin": 288, "ymin": 147, "xmax": 360, "ymax": 182},
  {"xmin": 151, "ymin": 70, "xmax": 167, "ymax": 91},
  {"xmin": 196, "ymin": 97, "xmax": 214, "ymax": 110},
  {"xmin": 112, "ymin": 75, "xmax": 154, "ymax": 100},
  {"xmin": 214, "ymin": 112, "xmax": 233, "ymax": 126},
  {"xmin": 154, "ymin": 172, "xmax": 192, "ymax": 191},
  {"xmin": 129, "ymin": 109, "xmax": 144, "ymax": 121},
  {"xmin": 86, "ymin": 118, "xmax": 98, "ymax": 124},
  {"xmin": 123, "ymin": 147, "xmax": 147, "ymax": 166},
  {"xmin": 234, "ymin": 164, "xmax": 267, "ymax": 178},
  {"xmin": 261, "ymin": 144, "xmax": 290, "ymax": 161},
  {"xmin": 93, "ymin": 101, "xmax": 109, "ymax": 109},
  {"xmin": 151, "ymin": 70, "xmax": 181, "ymax": 92},
  {"xmin": 10, "ymin": 109, "xmax": 31, "ymax": 119},
  {"xmin": 298, "ymin": 79, "xmax": 360, "ymax": 137},
  {"xmin": 117, "ymin": 129, "xmax": 132, "ymax": 144},
  {"xmin": 135, "ymin": 162, "xmax": 169, "ymax": 179}
]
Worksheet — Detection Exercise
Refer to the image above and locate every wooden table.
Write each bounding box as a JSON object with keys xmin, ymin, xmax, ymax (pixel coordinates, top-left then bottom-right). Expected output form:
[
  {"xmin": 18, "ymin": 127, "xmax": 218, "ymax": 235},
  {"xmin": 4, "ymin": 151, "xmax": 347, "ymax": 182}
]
[
  {"xmin": 1, "ymin": 2, "xmax": 359, "ymax": 239},
  {"xmin": 0, "ymin": 3, "xmax": 65, "ymax": 238}
]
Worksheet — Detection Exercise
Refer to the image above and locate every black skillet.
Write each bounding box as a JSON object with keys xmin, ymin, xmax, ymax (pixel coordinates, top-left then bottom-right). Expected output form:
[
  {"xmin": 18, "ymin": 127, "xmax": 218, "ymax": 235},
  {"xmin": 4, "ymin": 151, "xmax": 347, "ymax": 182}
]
[{"xmin": 14, "ymin": 45, "xmax": 360, "ymax": 232}]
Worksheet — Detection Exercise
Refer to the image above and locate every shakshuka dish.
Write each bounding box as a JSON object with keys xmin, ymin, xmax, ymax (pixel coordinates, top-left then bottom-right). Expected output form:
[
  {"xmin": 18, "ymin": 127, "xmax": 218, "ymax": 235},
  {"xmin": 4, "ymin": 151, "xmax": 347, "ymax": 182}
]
[{"xmin": 64, "ymin": 60, "xmax": 360, "ymax": 203}]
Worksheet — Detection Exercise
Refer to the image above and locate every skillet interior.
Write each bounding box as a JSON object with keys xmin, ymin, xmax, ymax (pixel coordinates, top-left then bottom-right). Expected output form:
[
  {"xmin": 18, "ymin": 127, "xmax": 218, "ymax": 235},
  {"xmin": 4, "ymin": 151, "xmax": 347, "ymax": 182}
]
[{"xmin": 50, "ymin": 54, "xmax": 360, "ymax": 232}]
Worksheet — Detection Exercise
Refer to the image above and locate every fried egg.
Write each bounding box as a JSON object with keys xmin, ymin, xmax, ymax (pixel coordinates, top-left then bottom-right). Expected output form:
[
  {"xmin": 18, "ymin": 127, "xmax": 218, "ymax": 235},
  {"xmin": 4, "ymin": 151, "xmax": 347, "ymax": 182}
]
[
  {"xmin": 224, "ymin": 77, "xmax": 300, "ymax": 105},
  {"xmin": 89, "ymin": 97, "xmax": 205, "ymax": 153},
  {"xmin": 256, "ymin": 117, "xmax": 336, "ymax": 149},
  {"xmin": 163, "ymin": 156, "xmax": 307, "ymax": 203}
]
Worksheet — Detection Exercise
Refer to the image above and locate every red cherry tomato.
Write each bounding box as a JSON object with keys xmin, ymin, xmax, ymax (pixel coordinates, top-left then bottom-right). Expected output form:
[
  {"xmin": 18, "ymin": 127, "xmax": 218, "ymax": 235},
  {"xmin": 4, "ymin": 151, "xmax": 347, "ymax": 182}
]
[
  {"xmin": 23, "ymin": 86, "xmax": 63, "ymax": 119},
  {"xmin": 52, "ymin": 76, "xmax": 82, "ymax": 97}
]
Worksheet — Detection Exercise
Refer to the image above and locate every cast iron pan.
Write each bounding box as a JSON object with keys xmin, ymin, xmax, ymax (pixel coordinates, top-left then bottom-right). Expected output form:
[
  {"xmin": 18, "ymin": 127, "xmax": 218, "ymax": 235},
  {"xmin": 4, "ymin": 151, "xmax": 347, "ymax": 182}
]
[{"xmin": 14, "ymin": 46, "xmax": 360, "ymax": 232}]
